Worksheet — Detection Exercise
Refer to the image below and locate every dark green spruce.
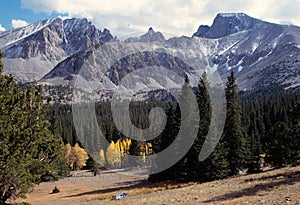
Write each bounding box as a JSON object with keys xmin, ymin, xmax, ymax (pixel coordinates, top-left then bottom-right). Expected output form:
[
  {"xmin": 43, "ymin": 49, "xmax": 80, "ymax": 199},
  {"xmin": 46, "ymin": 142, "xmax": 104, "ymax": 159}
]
[{"xmin": 223, "ymin": 71, "xmax": 247, "ymax": 176}]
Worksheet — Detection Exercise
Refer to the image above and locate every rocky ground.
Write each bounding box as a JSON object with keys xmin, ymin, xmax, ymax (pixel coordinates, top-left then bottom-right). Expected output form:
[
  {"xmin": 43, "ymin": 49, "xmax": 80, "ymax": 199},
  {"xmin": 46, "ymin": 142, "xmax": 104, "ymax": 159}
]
[{"xmin": 13, "ymin": 166, "xmax": 300, "ymax": 205}]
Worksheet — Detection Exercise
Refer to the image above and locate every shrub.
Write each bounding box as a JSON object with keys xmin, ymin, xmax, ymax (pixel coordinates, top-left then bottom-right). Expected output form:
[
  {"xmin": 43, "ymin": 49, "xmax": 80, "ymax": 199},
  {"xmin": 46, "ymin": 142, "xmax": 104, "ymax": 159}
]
[{"xmin": 52, "ymin": 186, "xmax": 60, "ymax": 194}]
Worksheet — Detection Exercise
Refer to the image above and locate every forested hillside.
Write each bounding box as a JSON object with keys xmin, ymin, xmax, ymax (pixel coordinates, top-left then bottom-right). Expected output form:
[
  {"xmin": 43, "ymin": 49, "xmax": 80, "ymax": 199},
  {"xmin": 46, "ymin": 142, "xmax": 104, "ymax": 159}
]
[{"xmin": 46, "ymin": 73, "xmax": 300, "ymax": 182}]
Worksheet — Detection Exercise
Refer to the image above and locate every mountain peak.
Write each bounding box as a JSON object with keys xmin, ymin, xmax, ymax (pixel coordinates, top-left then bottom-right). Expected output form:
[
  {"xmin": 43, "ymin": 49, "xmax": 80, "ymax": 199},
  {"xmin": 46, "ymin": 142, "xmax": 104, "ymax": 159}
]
[
  {"xmin": 125, "ymin": 27, "xmax": 165, "ymax": 43},
  {"xmin": 148, "ymin": 27, "xmax": 154, "ymax": 32},
  {"xmin": 0, "ymin": 17, "xmax": 114, "ymax": 82},
  {"xmin": 147, "ymin": 27, "xmax": 156, "ymax": 36},
  {"xmin": 140, "ymin": 28, "xmax": 165, "ymax": 42},
  {"xmin": 193, "ymin": 12, "xmax": 271, "ymax": 39},
  {"xmin": 217, "ymin": 12, "xmax": 247, "ymax": 18}
]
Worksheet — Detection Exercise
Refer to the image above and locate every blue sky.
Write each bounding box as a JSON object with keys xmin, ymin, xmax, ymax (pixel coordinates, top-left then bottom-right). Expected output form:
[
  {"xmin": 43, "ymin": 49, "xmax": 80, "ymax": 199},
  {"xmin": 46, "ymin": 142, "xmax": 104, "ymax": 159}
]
[
  {"xmin": 1, "ymin": 0, "xmax": 300, "ymax": 37},
  {"xmin": 0, "ymin": 0, "xmax": 58, "ymax": 30}
]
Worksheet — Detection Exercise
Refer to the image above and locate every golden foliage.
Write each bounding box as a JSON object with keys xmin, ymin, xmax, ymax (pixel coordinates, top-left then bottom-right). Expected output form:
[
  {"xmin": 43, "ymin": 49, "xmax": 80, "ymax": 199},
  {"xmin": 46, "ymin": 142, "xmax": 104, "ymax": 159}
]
[
  {"xmin": 65, "ymin": 143, "xmax": 89, "ymax": 170},
  {"xmin": 73, "ymin": 143, "xmax": 89, "ymax": 169},
  {"xmin": 102, "ymin": 139, "xmax": 152, "ymax": 167},
  {"xmin": 106, "ymin": 141, "xmax": 121, "ymax": 166},
  {"xmin": 99, "ymin": 149, "xmax": 106, "ymax": 166}
]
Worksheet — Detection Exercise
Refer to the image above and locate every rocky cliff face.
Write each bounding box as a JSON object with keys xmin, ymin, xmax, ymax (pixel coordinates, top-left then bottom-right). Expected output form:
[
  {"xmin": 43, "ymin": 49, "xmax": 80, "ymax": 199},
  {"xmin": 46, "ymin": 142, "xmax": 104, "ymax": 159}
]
[
  {"xmin": 0, "ymin": 18, "xmax": 113, "ymax": 81},
  {"xmin": 191, "ymin": 13, "xmax": 300, "ymax": 90},
  {"xmin": 193, "ymin": 13, "xmax": 272, "ymax": 39}
]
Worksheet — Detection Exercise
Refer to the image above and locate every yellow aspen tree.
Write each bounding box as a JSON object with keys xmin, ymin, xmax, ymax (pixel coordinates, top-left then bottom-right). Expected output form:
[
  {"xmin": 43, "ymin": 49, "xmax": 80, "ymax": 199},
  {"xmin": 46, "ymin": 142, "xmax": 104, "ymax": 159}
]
[
  {"xmin": 65, "ymin": 143, "xmax": 72, "ymax": 155},
  {"xmin": 106, "ymin": 141, "xmax": 121, "ymax": 167},
  {"xmin": 120, "ymin": 139, "xmax": 130, "ymax": 166},
  {"xmin": 72, "ymin": 143, "xmax": 89, "ymax": 170},
  {"xmin": 139, "ymin": 143, "xmax": 145, "ymax": 156},
  {"xmin": 145, "ymin": 143, "xmax": 149, "ymax": 155},
  {"xmin": 146, "ymin": 142, "xmax": 153, "ymax": 155},
  {"xmin": 106, "ymin": 141, "xmax": 115, "ymax": 166},
  {"xmin": 115, "ymin": 140, "xmax": 121, "ymax": 153},
  {"xmin": 119, "ymin": 140, "xmax": 124, "ymax": 154},
  {"xmin": 121, "ymin": 140, "xmax": 126, "ymax": 154},
  {"xmin": 124, "ymin": 138, "xmax": 131, "ymax": 154},
  {"xmin": 113, "ymin": 141, "xmax": 121, "ymax": 165},
  {"xmin": 99, "ymin": 149, "xmax": 106, "ymax": 166},
  {"xmin": 65, "ymin": 143, "xmax": 75, "ymax": 170},
  {"xmin": 142, "ymin": 151, "xmax": 146, "ymax": 163}
]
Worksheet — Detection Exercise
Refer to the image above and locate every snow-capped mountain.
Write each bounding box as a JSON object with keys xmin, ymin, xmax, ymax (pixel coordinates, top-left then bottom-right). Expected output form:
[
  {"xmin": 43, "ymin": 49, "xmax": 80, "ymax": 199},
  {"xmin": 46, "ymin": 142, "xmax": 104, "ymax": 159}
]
[
  {"xmin": 192, "ymin": 13, "xmax": 300, "ymax": 89},
  {"xmin": 193, "ymin": 13, "xmax": 273, "ymax": 39},
  {"xmin": 0, "ymin": 18, "xmax": 113, "ymax": 81},
  {"xmin": 1, "ymin": 13, "xmax": 300, "ymax": 97}
]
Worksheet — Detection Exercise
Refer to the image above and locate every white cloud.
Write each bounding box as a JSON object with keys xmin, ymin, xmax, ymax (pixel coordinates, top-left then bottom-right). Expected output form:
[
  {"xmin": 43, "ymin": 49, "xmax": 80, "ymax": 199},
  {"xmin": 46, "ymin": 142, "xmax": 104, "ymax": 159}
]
[
  {"xmin": 58, "ymin": 15, "xmax": 72, "ymax": 20},
  {"xmin": 12, "ymin": 19, "xmax": 29, "ymax": 29},
  {"xmin": 0, "ymin": 24, "xmax": 6, "ymax": 32},
  {"xmin": 21, "ymin": 0, "xmax": 300, "ymax": 38}
]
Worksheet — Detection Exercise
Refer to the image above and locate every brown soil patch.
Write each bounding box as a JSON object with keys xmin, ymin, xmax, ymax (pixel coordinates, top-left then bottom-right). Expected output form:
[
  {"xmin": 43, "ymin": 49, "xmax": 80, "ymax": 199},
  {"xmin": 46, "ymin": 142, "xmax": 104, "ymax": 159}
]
[{"xmin": 13, "ymin": 166, "xmax": 300, "ymax": 205}]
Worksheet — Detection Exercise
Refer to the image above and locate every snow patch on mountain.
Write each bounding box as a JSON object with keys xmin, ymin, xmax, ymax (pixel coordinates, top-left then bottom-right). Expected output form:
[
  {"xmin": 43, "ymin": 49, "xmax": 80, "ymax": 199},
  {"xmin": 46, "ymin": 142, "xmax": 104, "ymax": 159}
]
[
  {"xmin": 0, "ymin": 19, "xmax": 56, "ymax": 49},
  {"xmin": 1, "ymin": 18, "xmax": 113, "ymax": 82},
  {"xmin": 218, "ymin": 40, "xmax": 240, "ymax": 55}
]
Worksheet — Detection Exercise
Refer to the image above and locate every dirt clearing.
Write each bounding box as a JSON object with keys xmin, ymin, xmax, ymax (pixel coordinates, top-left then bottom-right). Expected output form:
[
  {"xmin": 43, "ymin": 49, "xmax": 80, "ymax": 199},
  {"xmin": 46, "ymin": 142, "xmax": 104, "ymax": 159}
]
[{"xmin": 13, "ymin": 166, "xmax": 300, "ymax": 205}]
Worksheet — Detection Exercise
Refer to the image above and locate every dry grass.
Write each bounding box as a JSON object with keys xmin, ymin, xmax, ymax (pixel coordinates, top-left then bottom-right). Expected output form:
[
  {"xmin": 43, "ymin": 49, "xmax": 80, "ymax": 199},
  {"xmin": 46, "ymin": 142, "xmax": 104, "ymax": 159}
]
[
  {"xmin": 13, "ymin": 166, "xmax": 300, "ymax": 205},
  {"xmin": 85, "ymin": 180, "xmax": 197, "ymax": 202}
]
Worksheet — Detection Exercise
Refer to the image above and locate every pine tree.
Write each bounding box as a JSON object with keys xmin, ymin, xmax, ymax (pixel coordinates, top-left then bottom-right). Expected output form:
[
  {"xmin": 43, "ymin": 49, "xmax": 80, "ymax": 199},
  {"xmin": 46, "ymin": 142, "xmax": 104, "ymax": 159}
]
[
  {"xmin": 266, "ymin": 122, "xmax": 295, "ymax": 167},
  {"xmin": 289, "ymin": 101, "xmax": 300, "ymax": 164},
  {"xmin": 149, "ymin": 75, "xmax": 199, "ymax": 181},
  {"xmin": 191, "ymin": 72, "xmax": 229, "ymax": 181},
  {"xmin": 223, "ymin": 71, "xmax": 247, "ymax": 176},
  {"xmin": 246, "ymin": 106, "xmax": 262, "ymax": 173},
  {"xmin": 167, "ymin": 75, "xmax": 200, "ymax": 180},
  {"xmin": 0, "ymin": 52, "xmax": 66, "ymax": 203},
  {"xmin": 148, "ymin": 103, "xmax": 180, "ymax": 182},
  {"xmin": 183, "ymin": 72, "xmax": 211, "ymax": 180}
]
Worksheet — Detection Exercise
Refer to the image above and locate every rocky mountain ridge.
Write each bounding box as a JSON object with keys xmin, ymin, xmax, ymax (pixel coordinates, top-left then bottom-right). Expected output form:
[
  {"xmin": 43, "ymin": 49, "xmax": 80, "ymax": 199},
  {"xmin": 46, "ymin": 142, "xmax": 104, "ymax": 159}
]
[
  {"xmin": 0, "ymin": 18, "xmax": 113, "ymax": 81},
  {"xmin": 1, "ymin": 13, "xmax": 300, "ymax": 98}
]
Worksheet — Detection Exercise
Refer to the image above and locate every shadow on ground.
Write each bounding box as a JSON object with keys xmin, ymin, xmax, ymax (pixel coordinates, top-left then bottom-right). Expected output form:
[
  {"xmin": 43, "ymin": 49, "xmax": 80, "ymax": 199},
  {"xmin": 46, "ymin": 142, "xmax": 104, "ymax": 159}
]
[
  {"xmin": 65, "ymin": 179, "xmax": 150, "ymax": 198},
  {"xmin": 203, "ymin": 169, "xmax": 300, "ymax": 203}
]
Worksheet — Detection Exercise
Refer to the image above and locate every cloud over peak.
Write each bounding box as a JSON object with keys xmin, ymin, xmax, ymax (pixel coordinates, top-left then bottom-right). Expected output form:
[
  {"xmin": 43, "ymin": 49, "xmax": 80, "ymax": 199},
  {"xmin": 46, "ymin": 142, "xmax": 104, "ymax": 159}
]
[
  {"xmin": 21, "ymin": 0, "xmax": 300, "ymax": 37},
  {"xmin": 0, "ymin": 24, "xmax": 6, "ymax": 32},
  {"xmin": 12, "ymin": 19, "xmax": 29, "ymax": 29}
]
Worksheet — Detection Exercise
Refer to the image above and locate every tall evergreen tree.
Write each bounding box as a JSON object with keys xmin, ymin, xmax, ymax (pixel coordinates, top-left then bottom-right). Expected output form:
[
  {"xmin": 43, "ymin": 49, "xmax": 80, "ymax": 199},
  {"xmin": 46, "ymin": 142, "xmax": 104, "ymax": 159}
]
[
  {"xmin": 265, "ymin": 121, "xmax": 295, "ymax": 167},
  {"xmin": 149, "ymin": 75, "xmax": 198, "ymax": 181},
  {"xmin": 223, "ymin": 71, "xmax": 247, "ymax": 176},
  {"xmin": 246, "ymin": 104, "xmax": 262, "ymax": 173},
  {"xmin": 196, "ymin": 72, "xmax": 229, "ymax": 181},
  {"xmin": 290, "ymin": 101, "xmax": 300, "ymax": 164},
  {"xmin": 148, "ymin": 104, "xmax": 180, "ymax": 182},
  {"xmin": 183, "ymin": 72, "xmax": 211, "ymax": 180}
]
